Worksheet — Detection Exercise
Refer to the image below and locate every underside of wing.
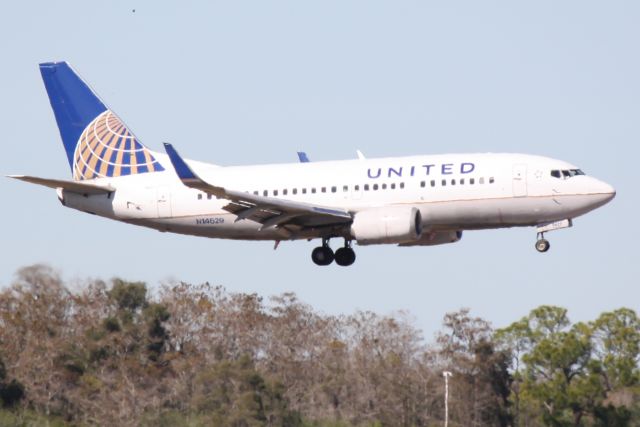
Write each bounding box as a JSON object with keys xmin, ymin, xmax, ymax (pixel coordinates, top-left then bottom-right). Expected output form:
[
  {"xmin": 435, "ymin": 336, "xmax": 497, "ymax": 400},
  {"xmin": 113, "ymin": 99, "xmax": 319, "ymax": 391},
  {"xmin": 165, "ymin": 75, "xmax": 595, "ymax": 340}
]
[{"xmin": 163, "ymin": 143, "xmax": 353, "ymax": 231}]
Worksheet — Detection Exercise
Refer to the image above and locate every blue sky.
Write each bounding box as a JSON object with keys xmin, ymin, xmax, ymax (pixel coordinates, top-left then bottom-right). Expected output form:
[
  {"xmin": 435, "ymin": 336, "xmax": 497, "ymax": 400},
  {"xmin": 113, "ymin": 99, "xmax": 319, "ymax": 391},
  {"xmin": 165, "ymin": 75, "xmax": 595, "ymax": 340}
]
[{"xmin": 1, "ymin": 1, "xmax": 638, "ymax": 338}]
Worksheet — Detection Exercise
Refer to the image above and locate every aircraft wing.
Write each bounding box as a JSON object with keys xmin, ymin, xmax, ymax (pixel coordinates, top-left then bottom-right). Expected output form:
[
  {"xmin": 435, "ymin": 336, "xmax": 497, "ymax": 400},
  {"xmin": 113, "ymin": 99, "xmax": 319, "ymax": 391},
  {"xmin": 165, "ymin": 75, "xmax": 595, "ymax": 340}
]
[
  {"xmin": 163, "ymin": 143, "xmax": 353, "ymax": 230},
  {"xmin": 8, "ymin": 175, "xmax": 115, "ymax": 194}
]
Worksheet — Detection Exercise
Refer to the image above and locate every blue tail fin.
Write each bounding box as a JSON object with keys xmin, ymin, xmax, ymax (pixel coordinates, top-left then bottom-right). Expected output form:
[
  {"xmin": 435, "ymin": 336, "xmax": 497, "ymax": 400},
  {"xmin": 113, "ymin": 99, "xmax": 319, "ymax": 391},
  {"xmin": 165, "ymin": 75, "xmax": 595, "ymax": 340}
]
[{"xmin": 39, "ymin": 62, "xmax": 164, "ymax": 180}]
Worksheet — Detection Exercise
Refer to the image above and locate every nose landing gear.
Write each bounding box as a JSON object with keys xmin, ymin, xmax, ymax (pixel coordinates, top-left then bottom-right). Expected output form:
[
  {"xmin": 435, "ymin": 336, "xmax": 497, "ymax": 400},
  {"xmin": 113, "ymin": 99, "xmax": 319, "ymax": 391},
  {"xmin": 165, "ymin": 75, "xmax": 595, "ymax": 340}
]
[
  {"xmin": 535, "ymin": 233, "xmax": 550, "ymax": 253},
  {"xmin": 312, "ymin": 238, "xmax": 356, "ymax": 266},
  {"xmin": 534, "ymin": 219, "xmax": 572, "ymax": 253}
]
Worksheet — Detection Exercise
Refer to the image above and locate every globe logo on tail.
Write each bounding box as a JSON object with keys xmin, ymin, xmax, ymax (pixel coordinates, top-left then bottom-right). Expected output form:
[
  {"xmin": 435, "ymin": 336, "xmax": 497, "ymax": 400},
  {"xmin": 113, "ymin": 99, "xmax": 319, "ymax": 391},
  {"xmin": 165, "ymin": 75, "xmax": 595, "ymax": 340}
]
[{"xmin": 73, "ymin": 110, "xmax": 164, "ymax": 180}]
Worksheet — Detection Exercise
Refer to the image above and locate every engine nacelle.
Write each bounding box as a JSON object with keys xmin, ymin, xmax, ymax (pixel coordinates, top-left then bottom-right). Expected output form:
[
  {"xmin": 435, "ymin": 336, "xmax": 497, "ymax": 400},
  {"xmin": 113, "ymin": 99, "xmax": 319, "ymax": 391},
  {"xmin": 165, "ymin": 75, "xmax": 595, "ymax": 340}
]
[
  {"xmin": 351, "ymin": 206, "xmax": 422, "ymax": 245},
  {"xmin": 399, "ymin": 230, "xmax": 463, "ymax": 247}
]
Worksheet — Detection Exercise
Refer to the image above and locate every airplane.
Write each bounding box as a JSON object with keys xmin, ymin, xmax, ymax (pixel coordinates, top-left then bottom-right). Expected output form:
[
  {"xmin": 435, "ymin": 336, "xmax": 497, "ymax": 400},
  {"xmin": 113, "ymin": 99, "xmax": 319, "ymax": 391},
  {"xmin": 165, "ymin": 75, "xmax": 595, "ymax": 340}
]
[{"xmin": 9, "ymin": 62, "xmax": 616, "ymax": 266}]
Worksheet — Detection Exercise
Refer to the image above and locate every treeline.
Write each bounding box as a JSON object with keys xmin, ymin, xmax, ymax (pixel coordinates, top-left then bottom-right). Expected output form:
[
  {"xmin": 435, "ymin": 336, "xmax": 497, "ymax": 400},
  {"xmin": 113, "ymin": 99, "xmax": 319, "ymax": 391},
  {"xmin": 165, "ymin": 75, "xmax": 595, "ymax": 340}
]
[{"xmin": 0, "ymin": 265, "xmax": 638, "ymax": 426}]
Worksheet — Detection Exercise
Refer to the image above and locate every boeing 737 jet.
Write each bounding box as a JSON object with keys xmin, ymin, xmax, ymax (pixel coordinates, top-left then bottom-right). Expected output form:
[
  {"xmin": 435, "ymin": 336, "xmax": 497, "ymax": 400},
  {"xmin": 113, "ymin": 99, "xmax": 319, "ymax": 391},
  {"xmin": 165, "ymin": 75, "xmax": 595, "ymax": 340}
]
[{"xmin": 10, "ymin": 62, "xmax": 616, "ymax": 266}]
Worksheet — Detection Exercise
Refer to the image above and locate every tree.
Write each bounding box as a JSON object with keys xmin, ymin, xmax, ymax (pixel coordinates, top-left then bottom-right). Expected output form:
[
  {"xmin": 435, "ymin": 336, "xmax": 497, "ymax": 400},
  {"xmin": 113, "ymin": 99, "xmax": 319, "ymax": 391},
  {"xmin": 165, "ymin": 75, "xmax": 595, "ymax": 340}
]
[
  {"xmin": 436, "ymin": 309, "xmax": 513, "ymax": 427},
  {"xmin": 496, "ymin": 306, "xmax": 640, "ymax": 426},
  {"xmin": 589, "ymin": 308, "xmax": 640, "ymax": 425}
]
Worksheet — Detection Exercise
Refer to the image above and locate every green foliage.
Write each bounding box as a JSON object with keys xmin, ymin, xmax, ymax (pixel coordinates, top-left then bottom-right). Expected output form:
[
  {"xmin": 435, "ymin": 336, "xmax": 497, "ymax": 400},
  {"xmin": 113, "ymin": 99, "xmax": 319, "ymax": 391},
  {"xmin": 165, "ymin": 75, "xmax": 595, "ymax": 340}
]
[
  {"xmin": 591, "ymin": 308, "xmax": 640, "ymax": 389},
  {"xmin": 191, "ymin": 354, "xmax": 301, "ymax": 426},
  {"xmin": 498, "ymin": 306, "xmax": 640, "ymax": 426},
  {"xmin": 144, "ymin": 303, "xmax": 171, "ymax": 360},
  {"xmin": 108, "ymin": 278, "xmax": 148, "ymax": 311},
  {"xmin": 0, "ymin": 380, "xmax": 24, "ymax": 408},
  {"xmin": 0, "ymin": 265, "xmax": 639, "ymax": 426},
  {"xmin": 0, "ymin": 355, "xmax": 24, "ymax": 409},
  {"xmin": 0, "ymin": 408, "xmax": 71, "ymax": 427},
  {"xmin": 102, "ymin": 316, "xmax": 121, "ymax": 333}
]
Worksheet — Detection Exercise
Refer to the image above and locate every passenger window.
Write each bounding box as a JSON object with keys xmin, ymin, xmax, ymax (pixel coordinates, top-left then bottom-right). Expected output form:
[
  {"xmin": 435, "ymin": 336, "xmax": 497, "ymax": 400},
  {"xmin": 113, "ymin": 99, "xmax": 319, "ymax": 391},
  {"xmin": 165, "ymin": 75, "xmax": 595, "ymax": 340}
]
[
  {"xmin": 343, "ymin": 185, "xmax": 348, "ymax": 192},
  {"xmin": 283, "ymin": 189, "xmax": 288, "ymax": 195},
  {"xmin": 451, "ymin": 179, "xmax": 456, "ymax": 186},
  {"xmin": 364, "ymin": 184, "xmax": 370, "ymax": 191},
  {"xmin": 293, "ymin": 188, "xmax": 297, "ymax": 195},
  {"xmin": 431, "ymin": 180, "xmax": 435, "ymax": 187},
  {"xmin": 274, "ymin": 190, "xmax": 278, "ymax": 196},
  {"xmin": 253, "ymin": 191, "xmax": 259, "ymax": 196},
  {"xmin": 263, "ymin": 190, "xmax": 268, "ymax": 196},
  {"xmin": 312, "ymin": 188, "xmax": 316, "ymax": 194},
  {"xmin": 331, "ymin": 186, "xmax": 337, "ymax": 193},
  {"xmin": 479, "ymin": 177, "xmax": 485, "ymax": 184},
  {"xmin": 321, "ymin": 187, "xmax": 327, "ymax": 193},
  {"xmin": 420, "ymin": 181, "xmax": 425, "ymax": 188},
  {"xmin": 382, "ymin": 183, "xmax": 387, "ymax": 190},
  {"xmin": 400, "ymin": 182, "xmax": 405, "ymax": 189},
  {"xmin": 441, "ymin": 179, "xmax": 447, "ymax": 186},
  {"xmin": 470, "ymin": 178, "xmax": 475, "ymax": 185},
  {"xmin": 355, "ymin": 185, "xmax": 360, "ymax": 191},
  {"xmin": 373, "ymin": 184, "xmax": 379, "ymax": 191},
  {"xmin": 460, "ymin": 179, "xmax": 465, "ymax": 185},
  {"xmin": 207, "ymin": 194, "xmax": 212, "ymax": 200},
  {"xmin": 302, "ymin": 188, "xmax": 307, "ymax": 194},
  {"xmin": 197, "ymin": 193, "xmax": 203, "ymax": 200},
  {"xmin": 489, "ymin": 177, "xmax": 495, "ymax": 184},
  {"xmin": 391, "ymin": 183, "xmax": 396, "ymax": 190}
]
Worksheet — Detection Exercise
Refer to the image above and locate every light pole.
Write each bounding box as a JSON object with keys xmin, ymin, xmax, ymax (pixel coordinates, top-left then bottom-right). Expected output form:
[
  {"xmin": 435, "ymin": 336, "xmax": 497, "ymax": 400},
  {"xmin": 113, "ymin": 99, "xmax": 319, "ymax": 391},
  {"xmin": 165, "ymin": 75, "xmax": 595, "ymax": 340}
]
[{"xmin": 443, "ymin": 371, "xmax": 452, "ymax": 427}]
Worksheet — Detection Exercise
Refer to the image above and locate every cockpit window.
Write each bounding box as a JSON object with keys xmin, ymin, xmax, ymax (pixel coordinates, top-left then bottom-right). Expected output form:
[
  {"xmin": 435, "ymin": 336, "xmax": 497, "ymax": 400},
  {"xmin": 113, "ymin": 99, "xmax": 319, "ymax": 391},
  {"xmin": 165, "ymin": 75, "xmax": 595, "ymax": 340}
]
[{"xmin": 551, "ymin": 169, "xmax": 585, "ymax": 179}]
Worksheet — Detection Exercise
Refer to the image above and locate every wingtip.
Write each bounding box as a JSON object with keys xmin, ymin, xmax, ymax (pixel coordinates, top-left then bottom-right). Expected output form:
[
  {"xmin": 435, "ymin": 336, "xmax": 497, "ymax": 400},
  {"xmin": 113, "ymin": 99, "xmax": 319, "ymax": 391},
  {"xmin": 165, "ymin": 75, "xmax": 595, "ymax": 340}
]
[
  {"xmin": 162, "ymin": 142, "xmax": 175, "ymax": 154},
  {"xmin": 162, "ymin": 143, "xmax": 198, "ymax": 181}
]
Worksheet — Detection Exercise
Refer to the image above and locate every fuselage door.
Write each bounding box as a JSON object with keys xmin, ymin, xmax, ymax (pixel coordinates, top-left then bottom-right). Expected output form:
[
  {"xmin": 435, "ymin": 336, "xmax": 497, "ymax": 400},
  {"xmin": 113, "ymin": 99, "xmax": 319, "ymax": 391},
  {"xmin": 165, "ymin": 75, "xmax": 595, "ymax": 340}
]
[
  {"xmin": 513, "ymin": 164, "xmax": 528, "ymax": 197},
  {"xmin": 156, "ymin": 187, "xmax": 172, "ymax": 218}
]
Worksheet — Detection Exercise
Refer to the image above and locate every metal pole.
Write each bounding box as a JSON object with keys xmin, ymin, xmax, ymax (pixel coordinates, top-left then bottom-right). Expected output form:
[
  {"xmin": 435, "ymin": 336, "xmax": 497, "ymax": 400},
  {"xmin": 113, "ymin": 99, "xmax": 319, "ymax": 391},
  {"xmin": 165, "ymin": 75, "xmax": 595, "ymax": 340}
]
[{"xmin": 443, "ymin": 371, "xmax": 452, "ymax": 427}]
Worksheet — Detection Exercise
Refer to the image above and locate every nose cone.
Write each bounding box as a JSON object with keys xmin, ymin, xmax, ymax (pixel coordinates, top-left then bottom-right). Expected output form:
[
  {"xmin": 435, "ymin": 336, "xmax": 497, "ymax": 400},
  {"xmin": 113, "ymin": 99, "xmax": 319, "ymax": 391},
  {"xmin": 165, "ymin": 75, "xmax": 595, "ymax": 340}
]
[
  {"xmin": 597, "ymin": 179, "xmax": 616, "ymax": 202},
  {"xmin": 590, "ymin": 178, "xmax": 616, "ymax": 208}
]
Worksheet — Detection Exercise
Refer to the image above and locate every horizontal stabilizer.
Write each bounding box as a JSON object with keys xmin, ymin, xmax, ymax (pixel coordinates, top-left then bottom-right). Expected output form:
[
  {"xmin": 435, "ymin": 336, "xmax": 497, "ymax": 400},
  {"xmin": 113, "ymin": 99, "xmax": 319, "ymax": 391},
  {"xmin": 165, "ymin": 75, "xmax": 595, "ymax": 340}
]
[
  {"xmin": 297, "ymin": 152, "xmax": 310, "ymax": 163},
  {"xmin": 8, "ymin": 175, "xmax": 115, "ymax": 194}
]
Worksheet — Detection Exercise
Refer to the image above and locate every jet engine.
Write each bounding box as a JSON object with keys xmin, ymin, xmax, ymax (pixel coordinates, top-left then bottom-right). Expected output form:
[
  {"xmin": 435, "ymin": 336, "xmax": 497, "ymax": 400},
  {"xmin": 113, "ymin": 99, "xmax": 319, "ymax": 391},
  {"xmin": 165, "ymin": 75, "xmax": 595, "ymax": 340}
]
[
  {"xmin": 351, "ymin": 206, "xmax": 422, "ymax": 245},
  {"xmin": 398, "ymin": 230, "xmax": 463, "ymax": 246}
]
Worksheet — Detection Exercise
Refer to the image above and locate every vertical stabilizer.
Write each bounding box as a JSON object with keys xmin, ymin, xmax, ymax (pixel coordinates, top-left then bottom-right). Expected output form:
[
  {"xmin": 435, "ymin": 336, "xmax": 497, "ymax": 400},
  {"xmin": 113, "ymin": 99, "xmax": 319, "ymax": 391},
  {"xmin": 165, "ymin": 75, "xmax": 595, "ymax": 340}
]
[{"xmin": 39, "ymin": 62, "xmax": 164, "ymax": 180}]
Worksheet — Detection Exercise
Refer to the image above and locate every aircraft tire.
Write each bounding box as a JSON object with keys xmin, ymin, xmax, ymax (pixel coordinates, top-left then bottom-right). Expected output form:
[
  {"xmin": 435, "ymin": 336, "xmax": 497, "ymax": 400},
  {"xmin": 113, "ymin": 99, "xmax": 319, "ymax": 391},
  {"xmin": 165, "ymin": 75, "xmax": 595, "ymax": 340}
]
[
  {"xmin": 535, "ymin": 239, "xmax": 550, "ymax": 253},
  {"xmin": 312, "ymin": 246, "xmax": 334, "ymax": 266},
  {"xmin": 335, "ymin": 247, "xmax": 356, "ymax": 266}
]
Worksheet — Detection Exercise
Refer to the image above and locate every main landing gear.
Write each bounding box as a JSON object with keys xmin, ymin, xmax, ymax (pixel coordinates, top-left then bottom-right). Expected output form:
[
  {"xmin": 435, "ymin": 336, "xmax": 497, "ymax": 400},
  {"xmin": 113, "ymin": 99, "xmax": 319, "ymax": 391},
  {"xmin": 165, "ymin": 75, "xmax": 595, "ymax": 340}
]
[
  {"xmin": 535, "ymin": 233, "xmax": 550, "ymax": 253},
  {"xmin": 312, "ymin": 238, "xmax": 356, "ymax": 266}
]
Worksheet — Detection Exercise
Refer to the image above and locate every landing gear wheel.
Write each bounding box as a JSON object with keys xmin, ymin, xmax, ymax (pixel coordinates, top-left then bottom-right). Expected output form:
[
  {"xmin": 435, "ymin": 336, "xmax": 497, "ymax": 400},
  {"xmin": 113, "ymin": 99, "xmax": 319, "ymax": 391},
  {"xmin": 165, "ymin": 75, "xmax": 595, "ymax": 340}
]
[
  {"xmin": 312, "ymin": 246, "xmax": 334, "ymax": 266},
  {"xmin": 535, "ymin": 239, "xmax": 550, "ymax": 253},
  {"xmin": 335, "ymin": 247, "xmax": 356, "ymax": 266}
]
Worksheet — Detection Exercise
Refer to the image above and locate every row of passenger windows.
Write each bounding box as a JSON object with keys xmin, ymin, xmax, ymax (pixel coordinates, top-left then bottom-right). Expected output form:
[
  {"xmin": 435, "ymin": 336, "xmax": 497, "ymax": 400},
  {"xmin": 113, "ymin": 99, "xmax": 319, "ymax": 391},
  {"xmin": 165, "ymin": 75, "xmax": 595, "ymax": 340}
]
[
  {"xmin": 196, "ymin": 177, "xmax": 495, "ymax": 200},
  {"xmin": 421, "ymin": 177, "xmax": 494, "ymax": 187}
]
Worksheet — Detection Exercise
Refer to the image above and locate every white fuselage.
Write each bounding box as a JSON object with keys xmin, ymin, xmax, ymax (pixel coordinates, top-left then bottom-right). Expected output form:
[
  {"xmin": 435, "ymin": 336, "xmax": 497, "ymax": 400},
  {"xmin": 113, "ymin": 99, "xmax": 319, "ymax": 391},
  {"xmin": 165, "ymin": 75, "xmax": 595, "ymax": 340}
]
[{"xmin": 58, "ymin": 152, "xmax": 615, "ymax": 243}]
